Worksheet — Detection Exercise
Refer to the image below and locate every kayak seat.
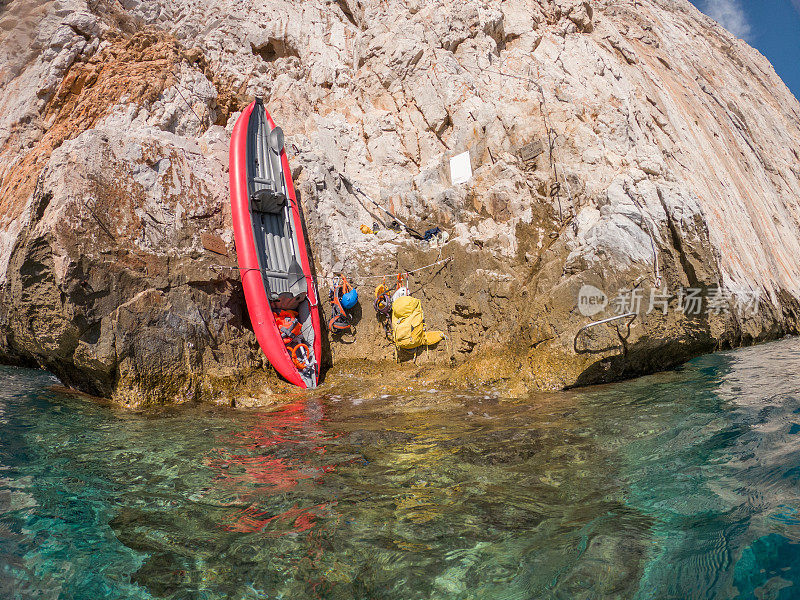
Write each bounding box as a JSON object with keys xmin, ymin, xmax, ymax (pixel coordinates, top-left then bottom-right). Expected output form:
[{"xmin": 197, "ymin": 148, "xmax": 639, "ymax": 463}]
[
  {"xmin": 252, "ymin": 188, "xmax": 286, "ymax": 214},
  {"xmin": 268, "ymin": 260, "xmax": 308, "ymax": 311},
  {"xmin": 271, "ymin": 290, "xmax": 307, "ymax": 311}
]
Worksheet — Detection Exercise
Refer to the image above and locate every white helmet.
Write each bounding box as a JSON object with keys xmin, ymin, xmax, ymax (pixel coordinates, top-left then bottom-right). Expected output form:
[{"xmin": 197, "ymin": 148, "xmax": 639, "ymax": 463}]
[{"xmin": 392, "ymin": 287, "xmax": 409, "ymax": 302}]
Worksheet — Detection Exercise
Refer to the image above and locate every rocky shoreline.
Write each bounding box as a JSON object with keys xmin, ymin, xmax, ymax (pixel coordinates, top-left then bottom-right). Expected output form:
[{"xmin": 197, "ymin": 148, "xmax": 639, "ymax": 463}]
[{"xmin": 1, "ymin": 0, "xmax": 799, "ymax": 407}]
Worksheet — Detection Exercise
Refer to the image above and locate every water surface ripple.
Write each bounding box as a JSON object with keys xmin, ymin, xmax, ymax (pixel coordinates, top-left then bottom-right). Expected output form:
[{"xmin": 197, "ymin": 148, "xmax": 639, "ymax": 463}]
[{"xmin": 1, "ymin": 338, "xmax": 800, "ymax": 599}]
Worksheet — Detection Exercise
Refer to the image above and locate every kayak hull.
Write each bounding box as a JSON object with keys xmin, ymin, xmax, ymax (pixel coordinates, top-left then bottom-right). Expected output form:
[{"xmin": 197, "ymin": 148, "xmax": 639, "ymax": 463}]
[{"xmin": 229, "ymin": 100, "xmax": 322, "ymax": 388}]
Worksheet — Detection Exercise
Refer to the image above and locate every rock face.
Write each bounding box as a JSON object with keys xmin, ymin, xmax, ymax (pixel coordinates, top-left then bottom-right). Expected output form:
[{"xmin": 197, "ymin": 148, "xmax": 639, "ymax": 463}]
[{"xmin": 0, "ymin": 0, "xmax": 799, "ymax": 405}]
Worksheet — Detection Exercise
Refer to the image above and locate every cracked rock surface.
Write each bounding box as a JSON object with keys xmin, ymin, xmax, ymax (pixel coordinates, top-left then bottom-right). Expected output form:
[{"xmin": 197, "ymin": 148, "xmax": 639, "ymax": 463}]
[{"xmin": 0, "ymin": 0, "xmax": 798, "ymax": 405}]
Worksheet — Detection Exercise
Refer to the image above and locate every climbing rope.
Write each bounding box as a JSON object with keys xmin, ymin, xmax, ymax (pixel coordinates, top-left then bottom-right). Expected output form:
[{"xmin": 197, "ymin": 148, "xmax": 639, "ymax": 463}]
[
  {"xmin": 339, "ymin": 173, "xmax": 424, "ymax": 239},
  {"xmin": 170, "ymin": 61, "xmax": 217, "ymax": 128},
  {"xmin": 530, "ymin": 66, "xmax": 566, "ymax": 224},
  {"xmin": 373, "ymin": 271, "xmax": 418, "ymax": 339},
  {"xmin": 173, "ymin": 84, "xmax": 205, "ymax": 126},
  {"xmin": 373, "ymin": 275, "xmax": 394, "ymax": 317},
  {"xmin": 462, "ymin": 59, "xmax": 662, "ymax": 286},
  {"xmin": 320, "ymin": 257, "xmax": 451, "ymax": 284},
  {"xmin": 625, "ymin": 183, "xmax": 663, "ymax": 288},
  {"xmin": 210, "ymin": 256, "xmax": 451, "ymax": 284},
  {"xmin": 210, "ymin": 264, "xmax": 305, "ymax": 278}
]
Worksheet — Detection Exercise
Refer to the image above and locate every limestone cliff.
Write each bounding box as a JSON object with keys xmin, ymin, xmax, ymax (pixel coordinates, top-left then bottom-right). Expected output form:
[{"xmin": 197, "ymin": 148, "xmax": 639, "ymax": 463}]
[{"xmin": 0, "ymin": 0, "xmax": 798, "ymax": 406}]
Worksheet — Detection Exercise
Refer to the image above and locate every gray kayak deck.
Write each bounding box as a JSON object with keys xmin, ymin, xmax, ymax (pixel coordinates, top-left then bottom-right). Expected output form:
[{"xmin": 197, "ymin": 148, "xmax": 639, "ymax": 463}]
[{"xmin": 245, "ymin": 98, "xmax": 317, "ymax": 387}]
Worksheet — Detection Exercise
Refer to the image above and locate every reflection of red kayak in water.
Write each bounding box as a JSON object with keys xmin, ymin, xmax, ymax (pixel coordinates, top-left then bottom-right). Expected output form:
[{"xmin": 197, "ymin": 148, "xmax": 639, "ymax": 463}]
[
  {"xmin": 227, "ymin": 502, "xmax": 328, "ymax": 535},
  {"xmin": 205, "ymin": 400, "xmax": 335, "ymax": 534}
]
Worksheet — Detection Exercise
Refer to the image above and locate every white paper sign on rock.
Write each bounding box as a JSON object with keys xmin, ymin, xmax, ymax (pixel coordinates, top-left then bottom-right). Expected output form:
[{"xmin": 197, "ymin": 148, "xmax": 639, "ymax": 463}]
[{"xmin": 449, "ymin": 151, "xmax": 472, "ymax": 185}]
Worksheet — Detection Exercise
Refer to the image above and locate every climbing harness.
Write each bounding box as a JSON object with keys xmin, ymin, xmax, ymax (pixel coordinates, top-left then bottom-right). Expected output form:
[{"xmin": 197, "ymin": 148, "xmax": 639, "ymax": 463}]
[
  {"xmin": 374, "ymin": 293, "xmax": 392, "ymax": 315},
  {"xmin": 328, "ymin": 275, "xmax": 356, "ymax": 334},
  {"xmin": 374, "ymin": 273, "xmax": 411, "ymax": 337},
  {"xmin": 374, "ymin": 277, "xmax": 393, "ymax": 317},
  {"xmin": 374, "ymin": 288, "xmax": 393, "ymax": 338}
]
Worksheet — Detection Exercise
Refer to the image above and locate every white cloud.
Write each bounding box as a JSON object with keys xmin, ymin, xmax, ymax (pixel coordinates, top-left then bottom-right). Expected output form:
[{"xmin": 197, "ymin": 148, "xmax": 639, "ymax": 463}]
[{"xmin": 701, "ymin": 0, "xmax": 753, "ymax": 40}]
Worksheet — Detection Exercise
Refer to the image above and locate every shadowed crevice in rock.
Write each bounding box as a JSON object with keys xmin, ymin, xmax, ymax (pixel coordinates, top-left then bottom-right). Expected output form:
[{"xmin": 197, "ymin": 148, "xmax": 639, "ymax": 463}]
[
  {"xmin": 570, "ymin": 326, "xmax": 718, "ymax": 388},
  {"xmin": 250, "ymin": 38, "xmax": 299, "ymax": 63},
  {"xmin": 335, "ymin": 0, "xmax": 360, "ymax": 29}
]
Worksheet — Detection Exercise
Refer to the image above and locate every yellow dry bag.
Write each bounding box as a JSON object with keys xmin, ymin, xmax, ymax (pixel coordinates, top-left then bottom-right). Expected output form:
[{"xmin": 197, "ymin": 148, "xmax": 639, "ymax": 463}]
[{"xmin": 391, "ymin": 296, "xmax": 445, "ymax": 350}]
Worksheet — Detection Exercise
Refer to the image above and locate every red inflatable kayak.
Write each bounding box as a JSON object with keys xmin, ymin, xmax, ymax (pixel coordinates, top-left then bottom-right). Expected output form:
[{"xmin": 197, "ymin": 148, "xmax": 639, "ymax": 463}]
[{"xmin": 229, "ymin": 98, "xmax": 321, "ymax": 388}]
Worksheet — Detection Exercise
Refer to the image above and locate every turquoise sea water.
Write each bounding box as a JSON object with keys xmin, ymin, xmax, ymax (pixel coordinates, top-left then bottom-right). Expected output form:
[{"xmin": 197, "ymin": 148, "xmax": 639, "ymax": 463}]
[{"xmin": 1, "ymin": 338, "xmax": 800, "ymax": 599}]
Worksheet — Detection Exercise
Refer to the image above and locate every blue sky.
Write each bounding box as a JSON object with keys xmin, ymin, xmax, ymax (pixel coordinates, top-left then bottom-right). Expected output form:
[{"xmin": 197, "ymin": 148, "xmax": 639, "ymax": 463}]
[{"xmin": 688, "ymin": 0, "xmax": 800, "ymax": 100}]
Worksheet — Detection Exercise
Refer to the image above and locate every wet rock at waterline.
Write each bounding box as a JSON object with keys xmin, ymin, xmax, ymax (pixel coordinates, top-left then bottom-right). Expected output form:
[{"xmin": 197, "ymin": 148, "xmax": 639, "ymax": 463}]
[{"xmin": 0, "ymin": 0, "xmax": 799, "ymax": 405}]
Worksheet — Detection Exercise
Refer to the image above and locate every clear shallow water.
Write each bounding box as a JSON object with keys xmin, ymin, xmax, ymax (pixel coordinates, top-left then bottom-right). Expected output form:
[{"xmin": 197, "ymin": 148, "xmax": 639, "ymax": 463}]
[{"xmin": 1, "ymin": 339, "xmax": 800, "ymax": 599}]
